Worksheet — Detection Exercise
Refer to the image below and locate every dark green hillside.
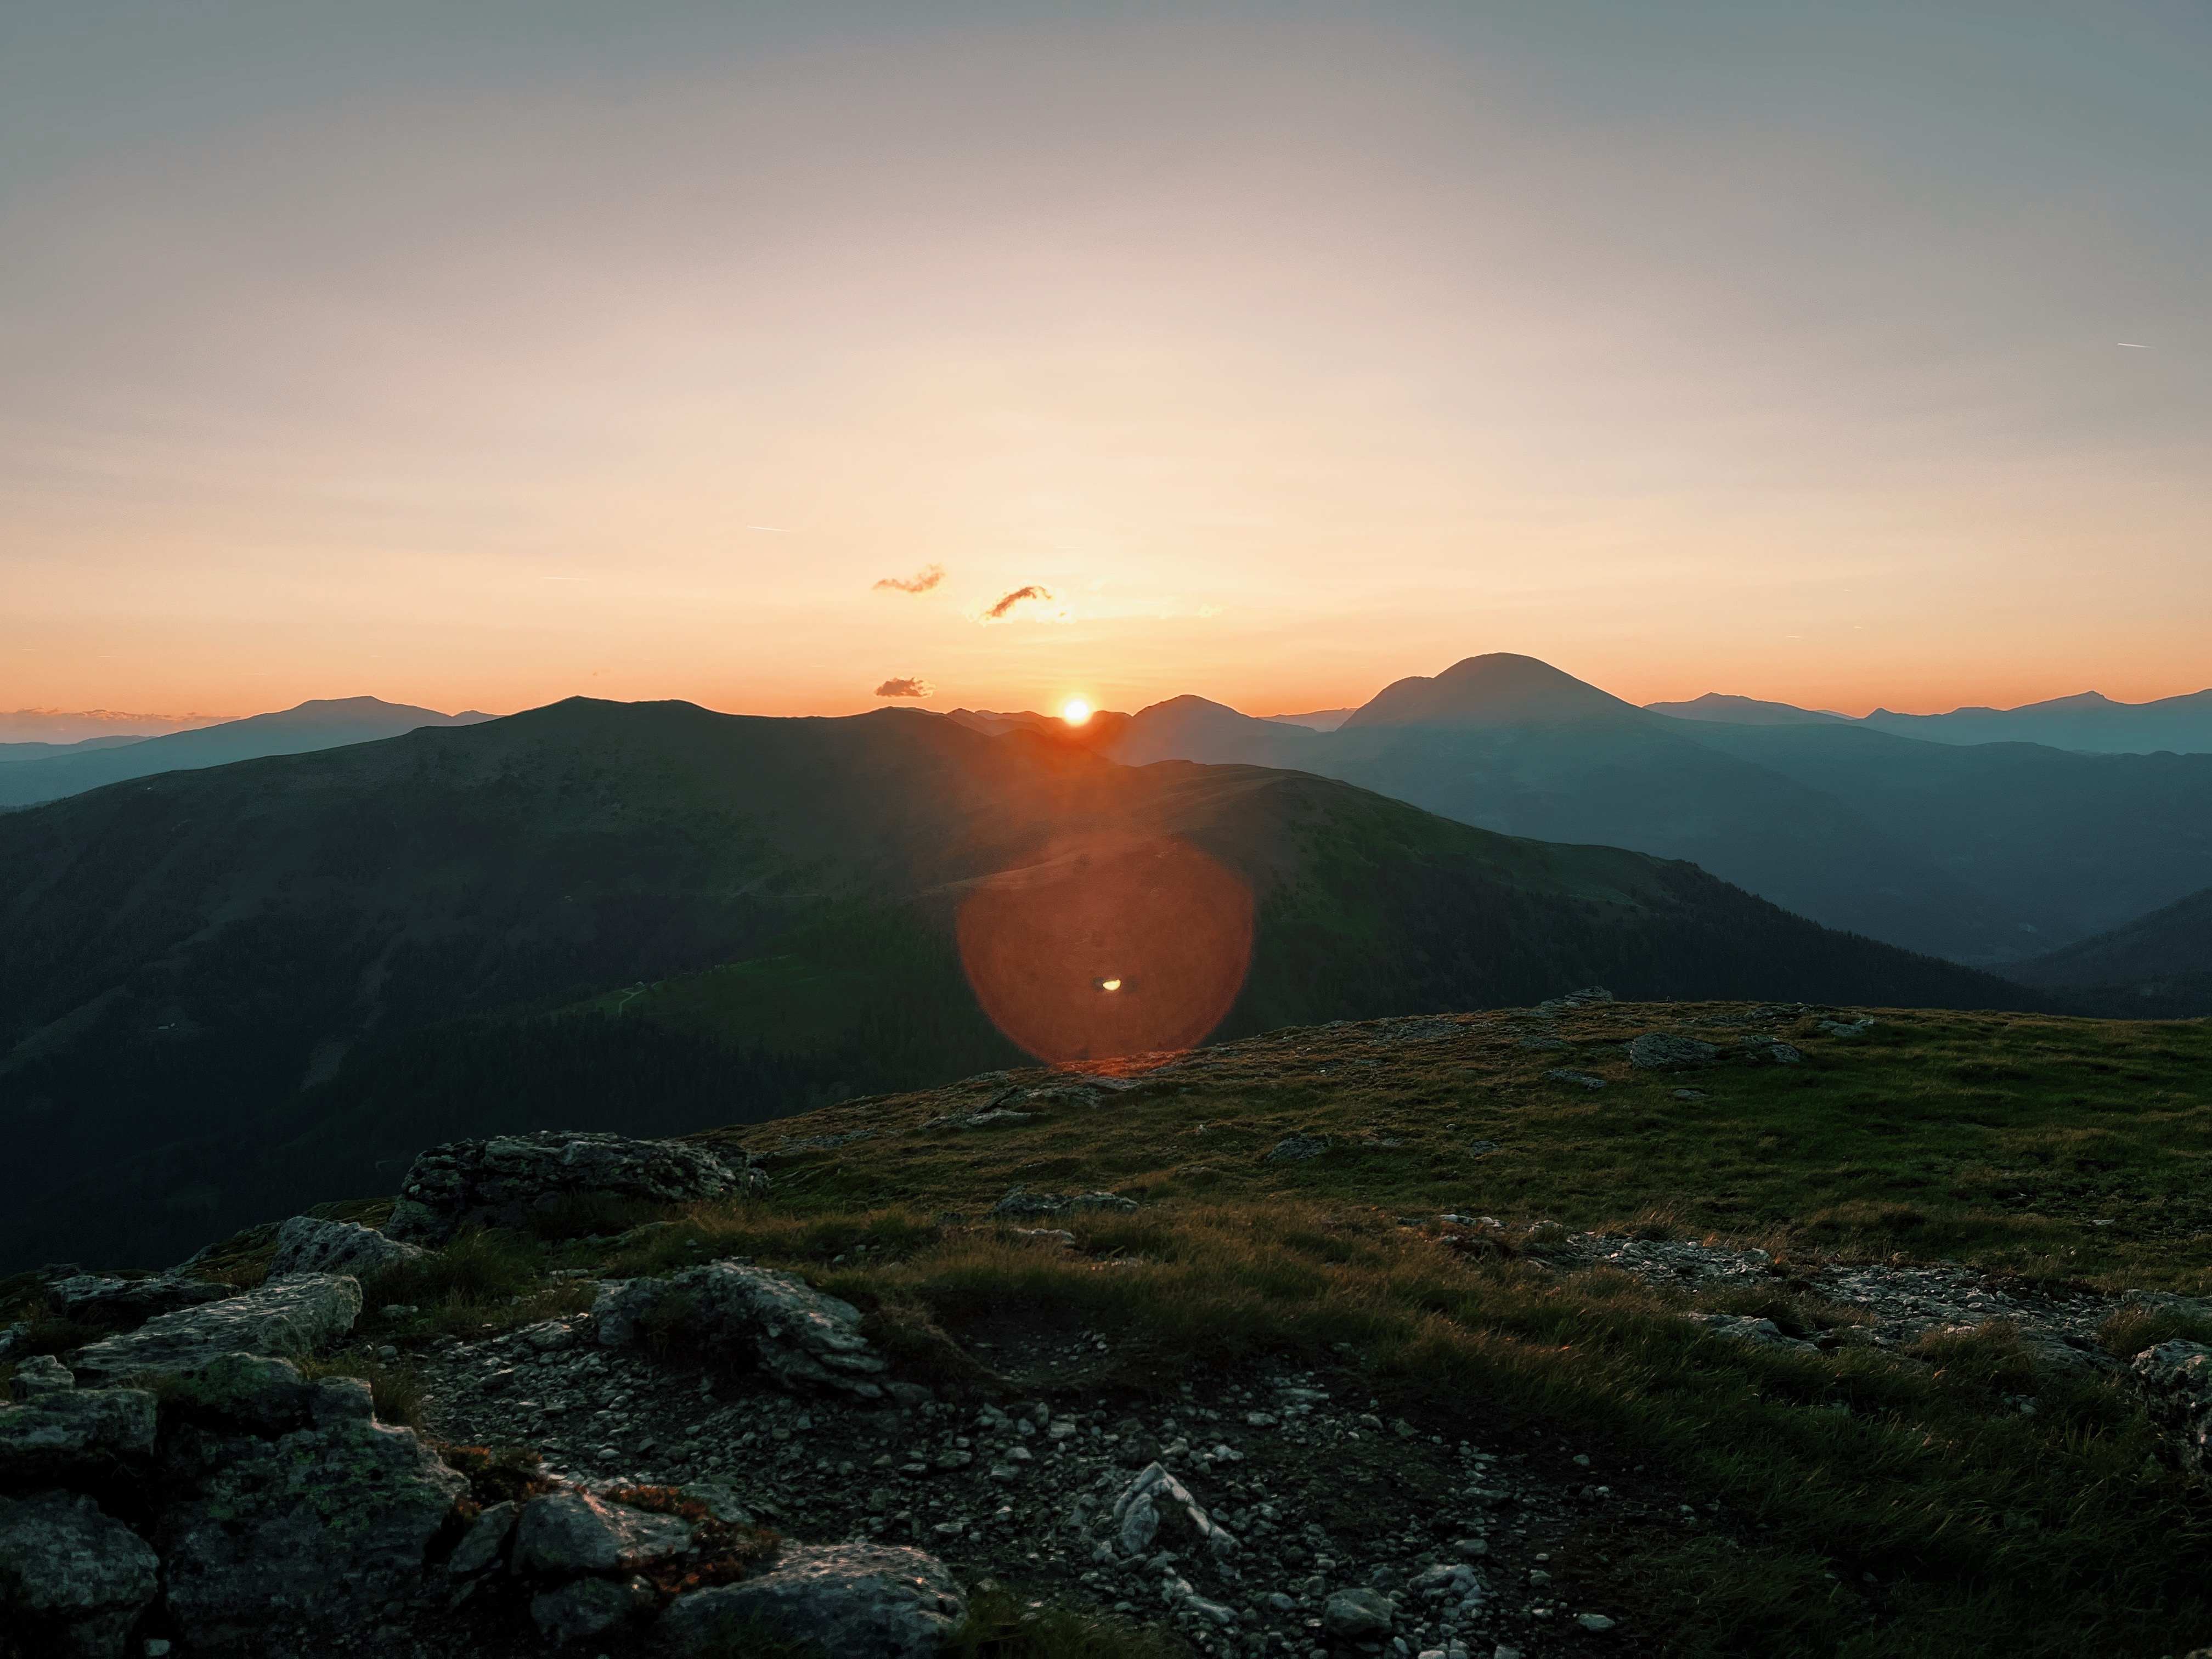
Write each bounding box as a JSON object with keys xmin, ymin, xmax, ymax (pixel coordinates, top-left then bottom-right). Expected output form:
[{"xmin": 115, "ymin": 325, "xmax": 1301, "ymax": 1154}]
[
  {"xmin": 2008, "ymin": 885, "xmax": 2212, "ymax": 1018},
  {"xmin": 0, "ymin": 697, "xmax": 2037, "ymax": 1271}
]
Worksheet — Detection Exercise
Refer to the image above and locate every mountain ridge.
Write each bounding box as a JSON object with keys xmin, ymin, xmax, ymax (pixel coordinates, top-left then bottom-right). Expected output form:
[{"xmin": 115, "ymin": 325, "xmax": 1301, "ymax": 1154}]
[{"xmin": 0, "ymin": 695, "xmax": 2036, "ymax": 1271}]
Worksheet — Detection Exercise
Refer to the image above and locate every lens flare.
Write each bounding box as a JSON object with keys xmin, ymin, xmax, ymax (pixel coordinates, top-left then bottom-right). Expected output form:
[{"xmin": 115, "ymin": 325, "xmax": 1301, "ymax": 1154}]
[
  {"xmin": 1060, "ymin": 698, "xmax": 1092, "ymax": 726},
  {"xmin": 957, "ymin": 831, "xmax": 1252, "ymax": 1064}
]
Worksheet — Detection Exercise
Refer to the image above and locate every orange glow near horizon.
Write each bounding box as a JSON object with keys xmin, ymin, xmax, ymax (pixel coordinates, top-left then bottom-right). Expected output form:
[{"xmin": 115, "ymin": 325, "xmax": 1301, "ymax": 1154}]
[{"xmin": 1060, "ymin": 698, "xmax": 1093, "ymax": 726}]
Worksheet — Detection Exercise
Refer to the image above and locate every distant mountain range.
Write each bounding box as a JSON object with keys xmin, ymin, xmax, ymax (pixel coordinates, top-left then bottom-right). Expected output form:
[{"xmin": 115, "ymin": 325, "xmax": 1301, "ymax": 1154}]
[
  {"xmin": 1650, "ymin": 687, "xmax": 2212, "ymax": 754},
  {"xmin": 0, "ymin": 708, "xmax": 232, "ymax": 744},
  {"xmin": 1003, "ymin": 655, "xmax": 2212, "ymax": 967},
  {"xmin": 0, "ymin": 696, "xmax": 2032, "ymax": 1271},
  {"xmin": 0, "ymin": 696, "xmax": 492, "ymax": 808},
  {"xmin": 0, "ymin": 734, "xmax": 151, "ymax": 765}
]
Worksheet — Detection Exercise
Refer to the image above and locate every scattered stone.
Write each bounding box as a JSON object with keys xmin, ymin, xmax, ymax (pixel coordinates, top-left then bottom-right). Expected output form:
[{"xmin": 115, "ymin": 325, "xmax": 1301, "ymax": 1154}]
[
  {"xmin": 0, "ymin": 1489, "xmax": 160, "ymax": 1659},
  {"xmin": 988, "ymin": 1188, "xmax": 1139, "ymax": 1217},
  {"xmin": 1578, "ymin": 1612, "xmax": 1617, "ymax": 1632},
  {"xmin": 1265, "ymin": 1136, "xmax": 1330, "ymax": 1164},
  {"xmin": 1627, "ymin": 1034, "xmax": 1720, "ymax": 1071},
  {"xmin": 594, "ymin": 1261, "xmax": 888, "ymax": 1398},
  {"xmin": 659, "ymin": 1543, "xmax": 966, "ymax": 1659},
  {"xmin": 1465, "ymin": 1142, "xmax": 1500, "ymax": 1157},
  {"xmin": 1818, "ymin": 1018, "xmax": 1876, "ymax": 1037},
  {"xmin": 1544, "ymin": 1069, "xmax": 1608, "ymax": 1090},
  {"xmin": 69, "ymin": 1274, "xmax": 362, "ymax": 1385},
  {"xmin": 386, "ymin": 1129, "xmax": 766, "ymax": 1244},
  {"xmin": 266, "ymin": 1215, "xmax": 431, "ymax": 1278}
]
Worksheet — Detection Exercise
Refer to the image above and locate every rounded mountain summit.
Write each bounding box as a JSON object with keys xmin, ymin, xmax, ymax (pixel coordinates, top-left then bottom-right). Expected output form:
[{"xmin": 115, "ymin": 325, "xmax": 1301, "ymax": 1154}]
[{"xmin": 1338, "ymin": 654, "xmax": 1644, "ymax": 730}]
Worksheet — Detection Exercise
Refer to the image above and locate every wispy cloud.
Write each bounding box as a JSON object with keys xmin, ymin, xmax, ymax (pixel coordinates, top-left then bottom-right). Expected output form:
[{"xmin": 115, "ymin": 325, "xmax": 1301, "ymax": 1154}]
[
  {"xmin": 978, "ymin": 583, "xmax": 1053, "ymax": 623},
  {"xmin": 874, "ymin": 563, "xmax": 945, "ymax": 594},
  {"xmin": 874, "ymin": 677, "xmax": 933, "ymax": 698}
]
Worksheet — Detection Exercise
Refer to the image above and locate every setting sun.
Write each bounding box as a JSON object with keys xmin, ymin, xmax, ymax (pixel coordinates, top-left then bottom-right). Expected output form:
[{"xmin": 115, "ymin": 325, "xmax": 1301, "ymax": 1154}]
[{"xmin": 1060, "ymin": 698, "xmax": 1093, "ymax": 726}]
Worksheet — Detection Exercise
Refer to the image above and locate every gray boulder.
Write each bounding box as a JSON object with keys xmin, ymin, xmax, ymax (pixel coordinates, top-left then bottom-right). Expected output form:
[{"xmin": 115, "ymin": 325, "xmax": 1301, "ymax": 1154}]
[
  {"xmin": 445, "ymin": 1501, "xmax": 519, "ymax": 1577},
  {"xmin": 2133, "ymin": 1340, "xmax": 2212, "ymax": 1476},
  {"xmin": 46, "ymin": 1274, "xmax": 232, "ymax": 1325},
  {"xmin": 1628, "ymin": 1033, "xmax": 1721, "ymax": 1071},
  {"xmin": 510, "ymin": 1491, "xmax": 695, "ymax": 1575},
  {"xmin": 1324, "ymin": 1586, "xmax": 1396, "ymax": 1638},
  {"xmin": 0, "ymin": 1489, "xmax": 160, "ymax": 1658},
  {"xmin": 1112, "ymin": 1462, "xmax": 1235, "ymax": 1559},
  {"xmin": 1686, "ymin": 1314, "xmax": 1819, "ymax": 1356},
  {"xmin": 0, "ymin": 1387, "xmax": 158, "ymax": 1475},
  {"xmin": 1264, "ymin": 1136, "xmax": 1330, "ymax": 1164},
  {"xmin": 386, "ymin": 1130, "xmax": 764, "ymax": 1244},
  {"xmin": 157, "ymin": 1369, "xmax": 467, "ymax": 1648},
  {"xmin": 661, "ymin": 1543, "xmax": 966, "ymax": 1659},
  {"xmin": 531, "ymin": 1575, "xmax": 641, "ymax": 1640},
  {"xmin": 69, "ymin": 1274, "xmax": 360, "ymax": 1385},
  {"xmin": 593, "ymin": 1261, "xmax": 888, "ymax": 1398},
  {"xmin": 266, "ymin": 1215, "xmax": 430, "ymax": 1279}
]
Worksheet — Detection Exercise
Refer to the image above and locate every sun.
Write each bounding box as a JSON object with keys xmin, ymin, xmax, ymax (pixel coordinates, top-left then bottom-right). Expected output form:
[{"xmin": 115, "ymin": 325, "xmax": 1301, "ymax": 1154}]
[{"xmin": 1060, "ymin": 698, "xmax": 1092, "ymax": 726}]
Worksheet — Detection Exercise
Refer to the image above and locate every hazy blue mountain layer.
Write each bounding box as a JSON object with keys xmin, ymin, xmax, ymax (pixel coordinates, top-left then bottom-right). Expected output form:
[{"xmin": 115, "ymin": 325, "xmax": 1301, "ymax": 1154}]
[{"xmin": 0, "ymin": 696, "xmax": 492, "ymax": 808}]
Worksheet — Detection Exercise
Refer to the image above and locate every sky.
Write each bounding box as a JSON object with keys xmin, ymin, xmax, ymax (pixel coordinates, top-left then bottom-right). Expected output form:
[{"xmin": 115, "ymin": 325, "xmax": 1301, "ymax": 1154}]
[{"xmin": 3, "ymin": 2, "xmax": 2209, "ymax": 724}]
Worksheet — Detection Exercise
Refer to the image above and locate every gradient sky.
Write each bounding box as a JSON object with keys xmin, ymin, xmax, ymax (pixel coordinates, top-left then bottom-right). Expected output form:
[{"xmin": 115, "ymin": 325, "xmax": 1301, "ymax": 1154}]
[{"xmin": 4, "ymin": 2, "xmax": 2209, "ymax": 722}]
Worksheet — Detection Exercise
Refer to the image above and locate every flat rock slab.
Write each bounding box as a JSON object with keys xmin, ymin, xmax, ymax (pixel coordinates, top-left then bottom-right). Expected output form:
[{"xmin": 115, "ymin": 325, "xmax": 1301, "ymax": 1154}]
[
  {"xmin": 69, "ymin": 1274, "xmax": 360, "ymax": 1385},
  {"xmin": 661, "ymin": 1544, "xmax": 965, "ymax": 1659},
  {"xmin": 266, "ymin": 1215, "xmax": 430, "ymax": 1278},
  {"xmin": 386, "ymin": 1129, "xmax": 765, "ymax": 1243},
  {"xmin": 0, "ymin": 1489, "xmax": 160, "ymax": 1659}
]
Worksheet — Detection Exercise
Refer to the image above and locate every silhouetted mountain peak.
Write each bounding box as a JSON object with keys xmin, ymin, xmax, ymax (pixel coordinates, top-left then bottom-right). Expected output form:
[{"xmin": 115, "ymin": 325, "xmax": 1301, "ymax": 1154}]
[{"xmin": 1340, "ymin": 653, "xmax": 1642, "ymax": 730}]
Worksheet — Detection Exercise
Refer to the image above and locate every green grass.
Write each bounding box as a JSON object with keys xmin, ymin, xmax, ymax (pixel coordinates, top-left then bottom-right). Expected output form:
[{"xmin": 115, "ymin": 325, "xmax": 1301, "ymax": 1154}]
[
  {"xmin": 687, "ymin": 1002, "xmax": 2212, "ymax": 1290},
  {"xmin": 588, "ymin": 1000, "xmax": 2212, "ymax": 1658},
  {"xmin": 30, "ymin": 997, "xmax": 2212, "ymax": 1655}
]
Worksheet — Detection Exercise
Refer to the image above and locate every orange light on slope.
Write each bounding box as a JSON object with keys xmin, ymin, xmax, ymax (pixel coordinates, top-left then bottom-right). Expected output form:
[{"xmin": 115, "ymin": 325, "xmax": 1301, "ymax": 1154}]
[
  {"xmin": 957, "ymin": 831, "xmax": 1252, "ymax": 1065},
  {"xmin": 1060, "ymin": 698, "xmax": 1092, "ymax": 726}
]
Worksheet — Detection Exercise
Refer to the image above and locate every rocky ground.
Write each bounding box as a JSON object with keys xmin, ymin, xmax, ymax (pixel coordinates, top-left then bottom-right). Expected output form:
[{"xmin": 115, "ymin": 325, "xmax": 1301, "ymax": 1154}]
[
  {"xmin": 351, "ymin": 1225, "xmax": 2192, "ymax": 1659},
  {"xmin": 10, "ymin": 1018, "xmax": 2212, "ymax": 1659}
]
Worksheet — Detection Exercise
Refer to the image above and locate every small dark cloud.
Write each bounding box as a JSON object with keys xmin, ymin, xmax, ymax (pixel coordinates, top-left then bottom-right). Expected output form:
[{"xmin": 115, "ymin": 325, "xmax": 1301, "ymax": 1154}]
[
  {"xmin": 873, "ymin": 564, "xmax": 945, "ymax": 594},
  {"xmin": 874, "ymin": 677, "xmax": 933, "ymax": 698},
  {"xmin": 980, "ymin": 583, "xmax": 1052, "ymax": 621}
]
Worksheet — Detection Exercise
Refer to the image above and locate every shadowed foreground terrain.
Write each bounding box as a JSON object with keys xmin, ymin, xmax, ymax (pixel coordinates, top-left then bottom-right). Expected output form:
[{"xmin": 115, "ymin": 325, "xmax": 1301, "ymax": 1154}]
[{"xmin": 10, "ymin": 999, "xmax": 2209, "ymax": 1658}]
